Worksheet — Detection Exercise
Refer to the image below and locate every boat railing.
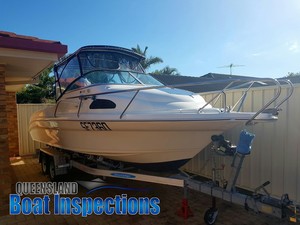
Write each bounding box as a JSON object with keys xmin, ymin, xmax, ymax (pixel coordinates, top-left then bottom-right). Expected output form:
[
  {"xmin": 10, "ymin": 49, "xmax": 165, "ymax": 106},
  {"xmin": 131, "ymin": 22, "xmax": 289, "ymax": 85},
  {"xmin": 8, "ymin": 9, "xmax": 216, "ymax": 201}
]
[
  {"xmin": 55, "ymin": 78, "xmax": 294, "ymax": 125},
  {"xmin": 245, "ymin": 79, "xmax": 293, "ymax": 125},
  {"xmin": 197, "ymin": 78, "xmax": 294, "ymax": 125}
]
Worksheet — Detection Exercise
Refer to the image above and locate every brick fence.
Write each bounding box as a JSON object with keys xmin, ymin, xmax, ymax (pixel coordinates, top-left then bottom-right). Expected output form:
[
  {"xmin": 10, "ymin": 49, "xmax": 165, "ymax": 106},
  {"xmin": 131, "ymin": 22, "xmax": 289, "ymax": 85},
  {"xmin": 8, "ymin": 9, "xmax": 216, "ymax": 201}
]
[
  {"xmin": 6, "ymin": 92, "xmax": 19, "ymax": 157},
  {"xmin": 0, "ymin": 65, "xmax": 13, "ymax": 216}
]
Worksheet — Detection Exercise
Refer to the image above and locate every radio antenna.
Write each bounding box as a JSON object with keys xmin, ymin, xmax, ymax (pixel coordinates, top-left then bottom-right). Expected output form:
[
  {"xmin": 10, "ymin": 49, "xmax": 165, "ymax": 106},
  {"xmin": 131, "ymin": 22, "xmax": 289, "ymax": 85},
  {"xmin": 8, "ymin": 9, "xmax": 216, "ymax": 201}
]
[{"xmin": 218, "ymin": 63, "xmax": 245, "ymax": 75}]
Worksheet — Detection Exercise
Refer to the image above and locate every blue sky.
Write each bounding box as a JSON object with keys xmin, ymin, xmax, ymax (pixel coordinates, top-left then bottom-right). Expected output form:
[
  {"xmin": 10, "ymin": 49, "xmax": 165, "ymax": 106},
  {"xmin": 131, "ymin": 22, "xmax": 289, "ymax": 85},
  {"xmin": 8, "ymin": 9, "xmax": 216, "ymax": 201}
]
[{"xmin": 1, "ymin": 0, "xmax": 300, "ymax": 78}]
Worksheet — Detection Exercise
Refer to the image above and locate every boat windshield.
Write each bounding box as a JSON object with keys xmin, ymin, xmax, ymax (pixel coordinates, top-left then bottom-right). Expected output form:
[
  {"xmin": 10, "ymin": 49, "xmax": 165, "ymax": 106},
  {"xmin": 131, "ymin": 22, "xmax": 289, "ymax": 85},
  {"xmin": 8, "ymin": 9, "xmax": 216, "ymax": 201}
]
[
  {"xmin": 67, "ymin": 71, "xmax": 163, "ymax": 91},
  {"xmin": 55, "ymin": 50, "xmax": 163, "ymax": 99},
  {"xmin": 131, "ymin": 72, "xmax": 163, "ymax": 86}
]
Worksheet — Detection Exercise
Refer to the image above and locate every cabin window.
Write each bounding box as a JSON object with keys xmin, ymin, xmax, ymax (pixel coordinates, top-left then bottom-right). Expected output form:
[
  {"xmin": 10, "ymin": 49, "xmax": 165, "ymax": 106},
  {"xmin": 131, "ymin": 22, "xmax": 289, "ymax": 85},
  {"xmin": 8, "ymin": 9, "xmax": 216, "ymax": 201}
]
[
  {"xmin": 89, "ymin": 99, "xmax": 116, "ymax": 109},
  {"xmin": 78, "ymin": 52, "xmax": 144, "ymax": 75},
  {"xmin": 83, "ymin": 71, "xmax": 140, "ymax": 85},
  {"xmin": 79, "ymin": 52, "xmax": 119, "ymax": 74},
  {"xmin": 59, "ymin": 57, "xmax": 81, "ymax": 91}
]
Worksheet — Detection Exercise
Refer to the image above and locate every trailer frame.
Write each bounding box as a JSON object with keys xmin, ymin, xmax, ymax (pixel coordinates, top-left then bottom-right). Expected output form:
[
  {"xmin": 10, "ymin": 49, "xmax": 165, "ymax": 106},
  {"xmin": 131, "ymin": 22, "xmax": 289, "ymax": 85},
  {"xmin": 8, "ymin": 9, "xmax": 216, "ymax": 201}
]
[{"xmin": 38, "ymin": 141, "xmax": 299, "ymax": 224}]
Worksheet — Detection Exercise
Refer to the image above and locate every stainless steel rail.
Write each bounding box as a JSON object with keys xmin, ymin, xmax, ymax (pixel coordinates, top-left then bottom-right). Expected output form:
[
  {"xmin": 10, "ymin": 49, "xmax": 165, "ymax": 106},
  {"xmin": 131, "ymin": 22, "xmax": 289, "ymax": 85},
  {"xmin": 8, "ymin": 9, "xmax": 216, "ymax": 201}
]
[
  {"xmin": 54, "ymin": 78, "xmax": 294, "ymax": 123},
  {"xmin": 245, "ymin": 79, "xmax": 294, "ymax": 125},
  {"xmin": 197, "ymin": 78, "xmax": 294, "ymax": 125}
]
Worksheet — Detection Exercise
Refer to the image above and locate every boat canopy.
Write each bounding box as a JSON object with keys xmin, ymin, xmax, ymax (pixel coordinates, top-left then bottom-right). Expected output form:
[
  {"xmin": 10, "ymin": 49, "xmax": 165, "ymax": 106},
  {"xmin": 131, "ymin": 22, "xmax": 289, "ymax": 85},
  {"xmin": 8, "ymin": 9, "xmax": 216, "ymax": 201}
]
[{"xmin": 54, "ymin": 46, "xmax": 162, "ymax": 100}]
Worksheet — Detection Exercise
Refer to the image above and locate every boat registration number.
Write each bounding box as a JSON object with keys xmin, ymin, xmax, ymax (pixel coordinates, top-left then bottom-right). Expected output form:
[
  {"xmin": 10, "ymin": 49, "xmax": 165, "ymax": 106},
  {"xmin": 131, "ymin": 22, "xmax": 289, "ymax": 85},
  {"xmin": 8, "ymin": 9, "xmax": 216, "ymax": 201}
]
[{"xmin": 80, "ymin": 121, "xmax": 111, "ymax": 131}]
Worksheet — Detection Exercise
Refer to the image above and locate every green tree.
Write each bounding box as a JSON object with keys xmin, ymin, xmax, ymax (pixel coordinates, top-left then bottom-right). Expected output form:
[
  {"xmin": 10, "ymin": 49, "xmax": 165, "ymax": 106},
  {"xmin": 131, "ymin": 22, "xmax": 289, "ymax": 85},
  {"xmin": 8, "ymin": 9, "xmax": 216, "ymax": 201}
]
[
  {"xmin": 286, "ymin": 72, "xmax": 300, "ymax": 77},
  {"xmin": 151, "ymin": 66, "xmax": 180, "ymax": 76},
  {"xmin": 17, "ymin": 66, "xmax": 55, "ymax": 103},
  {"xmin": 131, "ymin": 45, "xmax": 163, "ymax": 71}
]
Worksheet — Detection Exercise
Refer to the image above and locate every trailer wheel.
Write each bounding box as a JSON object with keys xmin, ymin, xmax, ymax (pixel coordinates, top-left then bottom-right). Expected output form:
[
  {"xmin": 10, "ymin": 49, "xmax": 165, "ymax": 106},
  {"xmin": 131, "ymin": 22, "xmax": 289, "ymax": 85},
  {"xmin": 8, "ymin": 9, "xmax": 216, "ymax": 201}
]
[
  {"xmin": 41, "ymin": 154, "xmax": 49, "ymax": 174},
  {"xmin": 49, "ymin": 159, "xmax": 56, "ymax": 181},
  {"xmin": 204, "ymin": 207, "xmax": 218, "ymax": 225}
]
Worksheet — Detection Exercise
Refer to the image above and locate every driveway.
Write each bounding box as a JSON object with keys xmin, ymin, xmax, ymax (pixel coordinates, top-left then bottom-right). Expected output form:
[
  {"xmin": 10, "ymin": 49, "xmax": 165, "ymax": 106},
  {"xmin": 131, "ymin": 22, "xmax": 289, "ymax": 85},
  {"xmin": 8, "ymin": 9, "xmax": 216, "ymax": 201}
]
[{"xmin": 0, "ymin": 156, "xmax": 294, "ymax": 225}]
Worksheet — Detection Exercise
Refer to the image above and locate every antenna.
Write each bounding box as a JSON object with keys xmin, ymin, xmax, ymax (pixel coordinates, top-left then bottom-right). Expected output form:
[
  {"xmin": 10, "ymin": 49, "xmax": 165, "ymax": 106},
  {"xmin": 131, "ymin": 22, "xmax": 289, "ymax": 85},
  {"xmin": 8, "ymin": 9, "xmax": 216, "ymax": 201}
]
[{"xmin": 218, "ymin": 63, "xmax": 245, "ymax": 75}]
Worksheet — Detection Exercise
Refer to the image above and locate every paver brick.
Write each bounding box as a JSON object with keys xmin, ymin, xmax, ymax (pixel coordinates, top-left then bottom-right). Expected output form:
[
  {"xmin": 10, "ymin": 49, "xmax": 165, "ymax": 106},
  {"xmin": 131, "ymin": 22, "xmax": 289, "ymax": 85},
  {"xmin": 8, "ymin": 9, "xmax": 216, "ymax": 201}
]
[{"xmin": 0, "ymin": 156, "xmax": 295, "ymax": 225}]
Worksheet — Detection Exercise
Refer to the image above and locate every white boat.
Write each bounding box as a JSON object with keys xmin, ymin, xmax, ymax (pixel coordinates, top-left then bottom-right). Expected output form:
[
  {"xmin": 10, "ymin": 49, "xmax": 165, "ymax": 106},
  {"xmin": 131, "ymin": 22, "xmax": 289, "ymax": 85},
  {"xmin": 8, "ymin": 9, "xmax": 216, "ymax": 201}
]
[{"xmin": 29, "ymin": 46, "xmax": 293, "ymax": 171}]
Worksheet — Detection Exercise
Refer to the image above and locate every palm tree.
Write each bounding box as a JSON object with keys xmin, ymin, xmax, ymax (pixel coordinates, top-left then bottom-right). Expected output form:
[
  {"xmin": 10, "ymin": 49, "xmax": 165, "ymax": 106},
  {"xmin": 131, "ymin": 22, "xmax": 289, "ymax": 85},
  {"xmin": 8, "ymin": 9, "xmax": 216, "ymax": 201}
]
[
  {"xmin": 151, "ymin": 66, "xmax": 180, "ymax": 76},
  {"xmin": 132, "ymin": 45, "xmax": 163, "ymax": 71},
  {"xmin": 160, "ymin": 66, "xmax": 180, "ymax": 75}
]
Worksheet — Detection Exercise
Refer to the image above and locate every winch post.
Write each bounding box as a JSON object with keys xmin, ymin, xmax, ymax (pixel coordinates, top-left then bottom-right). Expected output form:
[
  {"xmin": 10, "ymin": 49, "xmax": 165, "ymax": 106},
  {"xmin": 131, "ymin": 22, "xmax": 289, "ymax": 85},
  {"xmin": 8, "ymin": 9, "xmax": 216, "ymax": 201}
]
[
  {"xmin": 225, "ymin": 153, "xmax": 246, "ymax": 192},
  {"xmin": 226, "ymin": 130, "xmax": 255, "ymax": 192}
]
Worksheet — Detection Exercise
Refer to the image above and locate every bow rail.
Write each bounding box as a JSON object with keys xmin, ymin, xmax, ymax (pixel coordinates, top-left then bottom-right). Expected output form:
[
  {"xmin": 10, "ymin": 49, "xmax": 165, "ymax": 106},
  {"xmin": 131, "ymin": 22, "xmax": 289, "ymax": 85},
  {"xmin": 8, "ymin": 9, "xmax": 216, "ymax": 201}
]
[{"xmin": 54, "ymin": 78, "xmax": 294, "ymax": 125}]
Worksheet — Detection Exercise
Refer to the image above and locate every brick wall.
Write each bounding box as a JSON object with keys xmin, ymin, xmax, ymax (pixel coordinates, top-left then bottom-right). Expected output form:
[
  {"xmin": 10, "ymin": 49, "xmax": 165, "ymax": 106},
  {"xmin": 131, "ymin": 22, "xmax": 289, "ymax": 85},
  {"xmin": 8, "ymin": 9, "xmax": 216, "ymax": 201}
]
[
  {"xmin": 0, "ymin": 65, "xmax": 13, "ymax": 216},
  {"xmin": 6, "ymin": 92, "xmax": 19, "ymax": 157}
]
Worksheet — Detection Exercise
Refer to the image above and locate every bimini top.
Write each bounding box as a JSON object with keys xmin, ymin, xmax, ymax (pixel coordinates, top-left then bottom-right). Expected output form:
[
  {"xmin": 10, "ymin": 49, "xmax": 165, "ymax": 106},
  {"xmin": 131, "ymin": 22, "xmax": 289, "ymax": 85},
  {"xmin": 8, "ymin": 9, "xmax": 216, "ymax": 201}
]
[
  {"xmin": 56, "ymin": 45, "xmax": 145, "ymax": 65},
  {"xmin": 54, "ymin": 45, "xmax": 161, "ymax": 100}
]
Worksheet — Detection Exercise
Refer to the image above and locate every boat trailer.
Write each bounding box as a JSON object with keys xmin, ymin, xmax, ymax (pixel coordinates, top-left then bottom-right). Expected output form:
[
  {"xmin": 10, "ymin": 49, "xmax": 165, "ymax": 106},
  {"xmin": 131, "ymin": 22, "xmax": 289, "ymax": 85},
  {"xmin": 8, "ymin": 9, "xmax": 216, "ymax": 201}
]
[{"xmin": 38, "ymin": 130, "xmax": 299, "ymax": 224}]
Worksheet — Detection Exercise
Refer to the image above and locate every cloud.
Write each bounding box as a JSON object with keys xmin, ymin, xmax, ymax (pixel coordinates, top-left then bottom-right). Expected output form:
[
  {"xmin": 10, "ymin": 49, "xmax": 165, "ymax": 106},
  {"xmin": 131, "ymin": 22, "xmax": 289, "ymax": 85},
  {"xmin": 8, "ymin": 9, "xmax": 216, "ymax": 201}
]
[
  {"xmin": 251, "ymin": 52, "xmax": 265, "ymax": 57},
  {"xmin": 287, "ymin": 41, "xmax": 299, "ymax": 53}
]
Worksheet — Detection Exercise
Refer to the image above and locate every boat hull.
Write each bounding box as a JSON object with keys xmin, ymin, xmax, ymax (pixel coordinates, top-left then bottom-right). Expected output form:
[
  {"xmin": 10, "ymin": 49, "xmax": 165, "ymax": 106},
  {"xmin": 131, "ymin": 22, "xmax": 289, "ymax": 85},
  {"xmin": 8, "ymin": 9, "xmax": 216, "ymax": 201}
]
[{"xmin": 29, "ymin": 118, "xmax": 243, "ymax": 165}]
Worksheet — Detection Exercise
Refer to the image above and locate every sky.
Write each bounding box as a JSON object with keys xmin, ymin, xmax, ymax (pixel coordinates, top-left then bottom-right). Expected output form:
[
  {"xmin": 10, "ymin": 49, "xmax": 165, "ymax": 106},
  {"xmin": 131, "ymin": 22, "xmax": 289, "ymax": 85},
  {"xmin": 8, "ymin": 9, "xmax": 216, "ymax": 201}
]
[{"xmin": 1, "ymin": 0, "xmax": 300, "ymax": 78}]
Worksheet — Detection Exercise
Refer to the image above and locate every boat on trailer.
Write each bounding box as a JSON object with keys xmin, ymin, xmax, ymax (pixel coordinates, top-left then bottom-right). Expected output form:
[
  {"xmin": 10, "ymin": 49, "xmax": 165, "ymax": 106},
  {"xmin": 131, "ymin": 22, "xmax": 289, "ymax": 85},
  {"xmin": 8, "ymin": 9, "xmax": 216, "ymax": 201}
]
[{"xmin": 29, "ymin": 45, "xmax": 293, "ymax": 171}]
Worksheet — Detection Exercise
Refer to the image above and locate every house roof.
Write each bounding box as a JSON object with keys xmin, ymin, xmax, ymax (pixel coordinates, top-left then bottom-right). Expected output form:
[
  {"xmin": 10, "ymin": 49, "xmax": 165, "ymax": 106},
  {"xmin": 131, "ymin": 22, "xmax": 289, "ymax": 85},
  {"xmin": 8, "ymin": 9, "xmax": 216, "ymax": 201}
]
[
  {"xmin": 0, "ymin": 31, "xmax": 67, "ymax": 57},
  {"xmin": 280, "ymin": 75, "xmax": 300, "ymax": 84},
  {"xmin": 152, "ymin": 73, "xmax": 257, "ymax": 93},
  {"xmin": 201, "ymin": 73, "xmax": 258, "ymax": 80},
  {"xmin": 152, "ymin": 72, "xmax": 299, "ymax": 93},
  {"xmin": 0, "ymin": 31, "xmax": 68, "ymax": 92},
  {"xmin": 151, "ymin": 74, "xmax": 207, "ymax": 92}
]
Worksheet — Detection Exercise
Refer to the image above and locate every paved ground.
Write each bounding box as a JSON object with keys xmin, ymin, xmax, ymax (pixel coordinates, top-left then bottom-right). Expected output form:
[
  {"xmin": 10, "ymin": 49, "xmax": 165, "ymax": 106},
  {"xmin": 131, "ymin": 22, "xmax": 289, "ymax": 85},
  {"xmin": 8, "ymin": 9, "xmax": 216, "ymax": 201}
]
[{"xmin": 0, "ymin": 156, "xmax": 296, "ymax": 225}]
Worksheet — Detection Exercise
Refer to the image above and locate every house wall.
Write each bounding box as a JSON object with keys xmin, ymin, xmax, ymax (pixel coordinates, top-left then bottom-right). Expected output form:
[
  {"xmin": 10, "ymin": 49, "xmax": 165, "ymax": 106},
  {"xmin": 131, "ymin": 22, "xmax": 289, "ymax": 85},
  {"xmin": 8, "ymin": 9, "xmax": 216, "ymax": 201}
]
[
  {"xmin": 0, "ymin": 65, "xmax": 13, "ymax": 216},
  {"xmin": 182, "ymin": 84, "xmax": 300, "ymax": 203},
  {"xmin": 6, "ymin": 92, "xmax": 19, "ymax": 157}
]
